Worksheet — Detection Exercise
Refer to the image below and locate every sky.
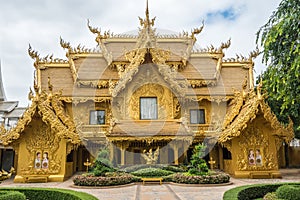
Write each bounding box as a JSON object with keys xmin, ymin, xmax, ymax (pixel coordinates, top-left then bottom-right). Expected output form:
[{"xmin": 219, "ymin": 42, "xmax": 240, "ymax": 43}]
[{"xmin": 0, "ymin": 0, "xmax": 281, "ymax": 107}]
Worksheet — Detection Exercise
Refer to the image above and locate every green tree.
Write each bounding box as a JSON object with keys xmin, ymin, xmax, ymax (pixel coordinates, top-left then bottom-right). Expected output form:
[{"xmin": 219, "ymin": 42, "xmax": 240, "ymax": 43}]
[
  {"xmin": 256, "ymin": 0, "xmax": 300, "ymax": 138},
  {"xmin": 188, "ymin": 143, "xmax": 209, "ymax": 176}
]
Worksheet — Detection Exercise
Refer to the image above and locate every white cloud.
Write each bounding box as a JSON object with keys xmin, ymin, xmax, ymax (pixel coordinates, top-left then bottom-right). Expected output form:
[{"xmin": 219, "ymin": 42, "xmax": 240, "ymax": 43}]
[{"xmin": 0, "ymin": 0, "xmax": 281, "ymax": 106}]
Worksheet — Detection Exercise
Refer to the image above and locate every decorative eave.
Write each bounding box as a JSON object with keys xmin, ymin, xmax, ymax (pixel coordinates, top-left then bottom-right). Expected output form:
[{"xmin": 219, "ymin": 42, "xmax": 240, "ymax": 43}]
[
  {"xmin": 60, "ymin": 96, "xmax": 112, "ymax": 105},
  {"xmin": 0, "ymin": 85, "xmax": 81, "ymax": 146},
  {"xmin": 76, "ymin": 79, "xmax": 118, "ymax": 89},
  {"xmin": 186, "ymin": 95, "xmax": 234, "ymax": 104}
]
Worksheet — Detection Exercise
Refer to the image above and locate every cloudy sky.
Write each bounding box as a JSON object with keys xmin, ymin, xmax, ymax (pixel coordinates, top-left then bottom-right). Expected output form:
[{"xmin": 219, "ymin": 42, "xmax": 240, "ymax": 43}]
[{"xmin": 0, "ymin": 0, "xmax": 281, "ymax": 106}]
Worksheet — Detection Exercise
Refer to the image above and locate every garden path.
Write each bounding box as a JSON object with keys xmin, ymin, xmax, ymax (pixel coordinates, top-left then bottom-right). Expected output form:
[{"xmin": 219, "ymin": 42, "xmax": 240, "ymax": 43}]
[{"xmin": 0, "ymin": 169, "xmax": 299, "ymax": 200}]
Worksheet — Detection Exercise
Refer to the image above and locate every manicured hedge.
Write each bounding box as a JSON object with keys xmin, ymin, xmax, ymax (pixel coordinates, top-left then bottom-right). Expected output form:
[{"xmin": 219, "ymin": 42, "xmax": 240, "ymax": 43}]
[
  {"xmin": 223, "ymin": 183, "xmax": 300, "ymax": 200},
  {"xmin": 276, "ymin": 185, "xmax": 300, "ymax": 200},
  {"xmin": 0, "ymin": 188, "xmax": 97, "ymax": 200},
  {"xmin": 120, "ymin": 164, "xmax": 165, "ymax": 173},
  {"xmin": 172, "ymin": 172, "xmax": 230, "ymax": 184},
  {"xmin": 131, "ymin": 168, "xmax": 174, "ymax": 177},
  {"xmin": 0, "ymin": 191, "xmax": 26, "ymax": 200},
  {"xmin": 162, "ymin": 165, "xmax": 187, "ymax": 173},
  {"xmin": 73, "ymin": 173, "xmax": 136, "ymax": 186}
]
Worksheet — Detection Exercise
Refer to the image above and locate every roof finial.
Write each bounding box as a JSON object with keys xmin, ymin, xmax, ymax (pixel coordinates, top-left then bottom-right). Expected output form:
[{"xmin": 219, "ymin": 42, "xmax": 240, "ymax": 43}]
[
  {"xmin": 146, "ymin": 0, "xmax": 150, "ymax": 25},
  {"xmin": 139, "ymin": 0, "xmax": 155, "ymax": 28}
]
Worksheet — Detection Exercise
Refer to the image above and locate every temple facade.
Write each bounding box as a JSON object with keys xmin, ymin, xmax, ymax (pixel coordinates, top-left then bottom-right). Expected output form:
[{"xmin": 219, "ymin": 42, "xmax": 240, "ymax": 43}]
[{"xmin": 0, "ymin": 5, "xmax": 294, "ymax": 182}]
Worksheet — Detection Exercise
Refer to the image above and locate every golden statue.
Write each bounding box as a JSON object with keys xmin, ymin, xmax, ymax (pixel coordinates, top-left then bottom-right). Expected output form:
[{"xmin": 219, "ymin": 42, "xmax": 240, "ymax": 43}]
[{"xmin": 141, "ymin": 147, "xmax": 160, "ymax": 165}]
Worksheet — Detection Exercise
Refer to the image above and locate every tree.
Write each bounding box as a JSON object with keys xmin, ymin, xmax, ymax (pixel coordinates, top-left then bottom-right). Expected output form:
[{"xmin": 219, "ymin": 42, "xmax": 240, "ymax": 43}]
[
  {"xmin": 256, "ymin": 0, "xmax": 300, "ymax": 138},
  {"xmin": 188, "ymin": 143, "xmax": 209, "ymax": 176}
]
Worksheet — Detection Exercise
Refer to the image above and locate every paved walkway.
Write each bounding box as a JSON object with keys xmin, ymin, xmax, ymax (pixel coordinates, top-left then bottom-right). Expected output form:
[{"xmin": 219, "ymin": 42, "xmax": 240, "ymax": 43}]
[{"xmin": 0, "ymin": 169, "xmax": 299, "ymax": 200}]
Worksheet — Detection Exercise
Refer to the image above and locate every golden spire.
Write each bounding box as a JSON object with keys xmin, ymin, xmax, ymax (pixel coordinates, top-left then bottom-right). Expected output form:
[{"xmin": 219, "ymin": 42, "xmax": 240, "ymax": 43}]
[
  {"xmin": 139, "ymin": 0, "xmax": 156, "ymax": 28},
  {"xmin": 145, "ymin": 0, "xmax": 150, "ymax": 25}
]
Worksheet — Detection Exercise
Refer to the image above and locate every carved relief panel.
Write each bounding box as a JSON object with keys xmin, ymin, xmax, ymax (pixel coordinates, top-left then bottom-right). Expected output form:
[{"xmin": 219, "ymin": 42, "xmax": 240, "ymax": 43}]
[
  {"xmin": 237, "ymin": 124, "xmax": 277, "ymax": 171},
  {"xmin": 21, "ymin": 121, "xmax": 62, "ymax": 175}
]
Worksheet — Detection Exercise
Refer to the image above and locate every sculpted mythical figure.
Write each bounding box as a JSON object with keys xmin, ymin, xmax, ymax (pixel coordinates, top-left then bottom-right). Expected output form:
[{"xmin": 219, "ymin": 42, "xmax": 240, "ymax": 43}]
[{"xmin": 141, "ymin": 148, "xmax": 160, "ymax": 164}]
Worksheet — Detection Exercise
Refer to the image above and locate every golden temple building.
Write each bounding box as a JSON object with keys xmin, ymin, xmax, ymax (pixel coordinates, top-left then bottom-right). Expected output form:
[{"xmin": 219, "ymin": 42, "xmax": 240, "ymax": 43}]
[{"xmin": 0, "ymin": 3, "xmax": 294, "ymax": 182}]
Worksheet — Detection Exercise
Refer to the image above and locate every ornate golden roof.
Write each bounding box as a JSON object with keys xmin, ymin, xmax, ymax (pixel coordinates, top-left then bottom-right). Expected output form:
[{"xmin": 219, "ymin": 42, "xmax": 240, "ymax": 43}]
[
  {"xmin": 0, "ymin": 85, "xmax": 80, "ymax": 146},
  {"xmin": 218, "ymin": 86, "xmax": 294, "ymax": 143}
]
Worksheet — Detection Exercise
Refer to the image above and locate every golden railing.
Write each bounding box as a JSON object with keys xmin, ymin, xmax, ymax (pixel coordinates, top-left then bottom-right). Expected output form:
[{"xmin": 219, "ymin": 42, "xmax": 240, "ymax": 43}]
[
  {"xmin": 77, "ymin": 125, "xmax": 109, "ymax": 139},
  {"xmin": 188, "ymin": 124, "xmax": 210, "ymax": 136}
]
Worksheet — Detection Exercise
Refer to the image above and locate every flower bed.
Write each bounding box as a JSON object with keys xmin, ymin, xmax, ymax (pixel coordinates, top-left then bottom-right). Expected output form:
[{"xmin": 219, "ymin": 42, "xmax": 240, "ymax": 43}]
[
  {"xmin": 172, "ymin": 172, "xmax": 230, "ymax": 184},
  {"xmin": 73, "ymin": 173, "xmax": 136, "ymax": 186}
]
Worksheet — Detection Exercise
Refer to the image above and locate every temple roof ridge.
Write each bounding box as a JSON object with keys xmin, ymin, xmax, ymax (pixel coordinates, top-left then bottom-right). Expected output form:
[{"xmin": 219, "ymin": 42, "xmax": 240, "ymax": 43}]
[{"xmin": 28, "ymin": 44, "xmax": 68, "ymax": 68}]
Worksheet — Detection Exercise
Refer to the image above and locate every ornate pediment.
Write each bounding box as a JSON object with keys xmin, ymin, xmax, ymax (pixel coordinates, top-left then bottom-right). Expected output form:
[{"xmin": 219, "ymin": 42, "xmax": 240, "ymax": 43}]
[{"xmin": 0, "ymin": 86, "xmax": 81, "ymax": 146}]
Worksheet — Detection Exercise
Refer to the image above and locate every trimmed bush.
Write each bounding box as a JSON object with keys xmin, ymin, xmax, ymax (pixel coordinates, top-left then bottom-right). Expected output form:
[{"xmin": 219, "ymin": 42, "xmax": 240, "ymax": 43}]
[
  {"xmin": 172, "ymin": 172, "xmax": 230, "ymax": 184},
  {"xmin": 263, "ymin": 192, "xmax": 278, "ymax": 200},
  {"xmin": 276, "ymin": 185, "xmax": 300, "ymax": 200},
  {"xmin": 0, "ymin": 191, "xmax": 26, "ymax": 200},
  {"xmin": 92, "ymin": 149, "xmax": 115, "ymax": 176},
  {"xmin": 120, "ymin": 164, "xmax": 166, "ymax": 173},
  {"xmin": 131, "ymin": 168, "xmax": 174, "ymax": 177},
  {"xmin": 0, "ymin": 188, "xmax": 97, "ymax": 200},
  {"xmin": 162, "ymin": 165, "xmax": 186, "ymax": 173},
  {"xmin": 223, "ymin": 183, "xmax": 300, "ymax": 200},
  {"xmin": 238, "ymin": 184, "xmax": 281, "ymax": 200},
  {"xmin": 73, "ymin": 173, "xmax": 135, "ymax": 186}
]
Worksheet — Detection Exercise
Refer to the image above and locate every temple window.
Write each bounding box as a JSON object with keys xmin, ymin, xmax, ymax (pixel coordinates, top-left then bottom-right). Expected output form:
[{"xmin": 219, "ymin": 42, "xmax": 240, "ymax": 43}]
[
  {"xmin": 190, "ymin": 109, "xmax": 205, "ymax": 124},
  {"xmin": 140, "ymin": 97, "xmax": 158, "ymax": 120},
  {"xmin": 90, "ymin": 110, "xmax": 105, "ymax": 125}
]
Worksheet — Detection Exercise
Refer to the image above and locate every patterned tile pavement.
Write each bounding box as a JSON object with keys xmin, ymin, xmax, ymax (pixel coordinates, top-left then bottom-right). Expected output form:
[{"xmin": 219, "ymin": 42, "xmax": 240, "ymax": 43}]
[{"xmin": 0, "ymin": 169, "xmax": 299, "ymax": 200}]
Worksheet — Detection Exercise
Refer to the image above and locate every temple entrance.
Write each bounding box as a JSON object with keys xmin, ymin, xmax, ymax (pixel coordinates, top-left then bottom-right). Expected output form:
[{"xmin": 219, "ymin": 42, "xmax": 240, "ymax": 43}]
[{"xmin": 0, "ymin": 148, "xmax": 14, "ymax": 171}]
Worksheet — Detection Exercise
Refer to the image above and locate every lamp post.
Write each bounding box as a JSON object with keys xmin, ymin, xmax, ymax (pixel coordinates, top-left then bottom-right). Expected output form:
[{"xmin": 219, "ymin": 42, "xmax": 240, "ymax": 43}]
[
  {"xmin": 208, "ymin": 157, "xmax": 216, "ymax": 170},
  {"xmin": 83, "ymin": 158, "xmax": 92, "ymax": 172}
]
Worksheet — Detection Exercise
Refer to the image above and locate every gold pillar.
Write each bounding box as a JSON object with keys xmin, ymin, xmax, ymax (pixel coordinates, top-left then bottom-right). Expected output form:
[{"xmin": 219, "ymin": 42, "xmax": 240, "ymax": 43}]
[
  {"xmin": 173, "ymin": 143, "xmax": 179, "ymax": 165},
  {"xmin": 109, "ymin": 143, "xmax": 114, "ymax": 163},
  {"xmin": 121, "ymin": 149, "xmax": 125, "ymax": 165}
]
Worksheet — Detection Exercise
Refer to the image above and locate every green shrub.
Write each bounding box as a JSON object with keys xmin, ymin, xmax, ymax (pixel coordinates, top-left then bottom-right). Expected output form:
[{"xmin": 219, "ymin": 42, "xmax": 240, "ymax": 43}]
[
  {"xmin": 120, "ymin": 164, "xmax": 165, "ymax": 173},
  {"xmin": 131, "ymin": 168, "xmax": 173, "ymax": 177},
  {"xmin": 172, "ymin": 172, "xmax": 230, "ymax": 184},
  {"xmin": 92, "ymin": 148, "xmax": 115, "ymax": 176},
  {"xmin": 73, "ymin": 173, "xmax": 135, "ymax": 186},
  {"xmin": 238, "ymin": 184, "xmax": 282, "ymax": 200},
  {"xmin": 0, "ymin": 188, "xmax": 97, "ymax": 200},
  {"xmin": 276, "ymin": 185, "xmax": 300, "ymax": 200},
  {"xmin": 0, "ymin": 191, "xmax": 26, "ymax": 200},
  {"xmin": 223, "ymin": 183, "xmax": 300, "ymax": 200},
  {"xmin": 162, "ymin": 174, "xmax": 175, "ymax": 182},
  {"xmin": 263, "ymin": 192, "xmax": 278, "ymax": 200},
  {"xmin": 162, "ymin": 165, "xmax": 186, "ymax": 173}
]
